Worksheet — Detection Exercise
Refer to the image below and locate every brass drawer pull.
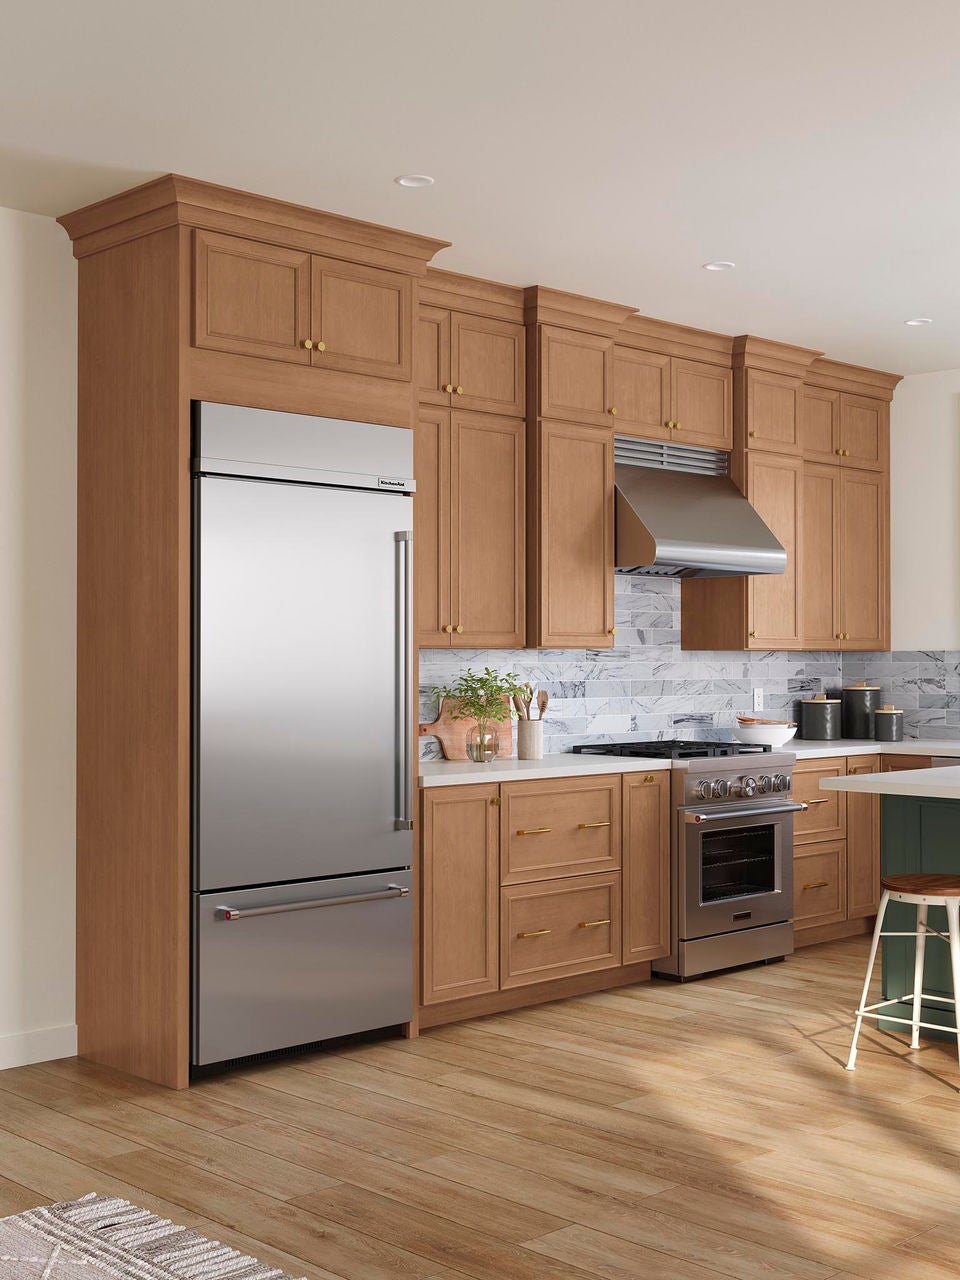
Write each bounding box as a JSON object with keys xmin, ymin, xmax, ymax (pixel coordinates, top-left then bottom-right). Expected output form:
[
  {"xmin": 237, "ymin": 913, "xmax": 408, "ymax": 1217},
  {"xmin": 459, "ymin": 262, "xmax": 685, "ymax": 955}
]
[
  {"xmin": 578, "ymin": 821, "xmax": 611, "ymax": 829},
  {"xmin": 517, "ymin": 929, "xmax": 551, "ymax": 939},
  {"xmin": 802, "ymin": 880, "xmax": 830, "ymax": 891},
  {"xmin": 807, "ymin": 798, "xmax": 830, "ymax": 805},
  {"xmin": 578, "ymin": 919, "xmax": 611, "ymax": 929},
  {"xmin": 516, "ymin": 827, "xmax": 551, "ymax": 836}
]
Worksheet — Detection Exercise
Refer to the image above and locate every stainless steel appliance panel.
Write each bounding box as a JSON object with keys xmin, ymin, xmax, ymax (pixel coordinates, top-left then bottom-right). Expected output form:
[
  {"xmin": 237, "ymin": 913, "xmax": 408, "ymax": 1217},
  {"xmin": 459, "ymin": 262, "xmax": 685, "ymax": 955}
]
[
  {"xmin": 196, "ymin": 474, "xmax": 413, "ymax": 890},
  {"xmin": 194, "ymin": 871, "xmax": 413, "ymax": 1064}
]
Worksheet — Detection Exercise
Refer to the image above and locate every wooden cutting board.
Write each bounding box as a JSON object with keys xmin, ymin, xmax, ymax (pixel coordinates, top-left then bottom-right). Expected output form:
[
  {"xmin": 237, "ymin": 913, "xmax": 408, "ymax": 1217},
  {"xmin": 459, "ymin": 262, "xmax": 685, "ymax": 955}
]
[{"xmin": 419, "ymin": 696, "xmax": 514, "ymax": 761}]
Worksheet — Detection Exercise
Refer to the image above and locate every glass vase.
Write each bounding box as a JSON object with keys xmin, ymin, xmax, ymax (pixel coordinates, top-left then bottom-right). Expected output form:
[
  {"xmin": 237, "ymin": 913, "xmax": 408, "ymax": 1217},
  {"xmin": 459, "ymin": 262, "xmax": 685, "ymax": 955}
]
[{"xmin": 466, "ymin": 723, "xmax": 500, "ymax": 763}]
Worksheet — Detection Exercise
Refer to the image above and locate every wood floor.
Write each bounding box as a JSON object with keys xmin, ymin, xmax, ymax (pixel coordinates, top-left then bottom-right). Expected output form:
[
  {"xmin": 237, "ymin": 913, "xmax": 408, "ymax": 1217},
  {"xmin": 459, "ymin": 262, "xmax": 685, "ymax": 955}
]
[{"xmin": 1, "ymin": 937, "xmax": 959, "ymax": 1280}]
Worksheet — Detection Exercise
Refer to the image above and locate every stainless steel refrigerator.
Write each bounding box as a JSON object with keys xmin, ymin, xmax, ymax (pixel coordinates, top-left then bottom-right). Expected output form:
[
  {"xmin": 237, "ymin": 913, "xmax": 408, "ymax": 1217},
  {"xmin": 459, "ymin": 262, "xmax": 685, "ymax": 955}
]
[{"xmin": 191, "ymin": 402, "xmax": 414, "ymax": 1068}]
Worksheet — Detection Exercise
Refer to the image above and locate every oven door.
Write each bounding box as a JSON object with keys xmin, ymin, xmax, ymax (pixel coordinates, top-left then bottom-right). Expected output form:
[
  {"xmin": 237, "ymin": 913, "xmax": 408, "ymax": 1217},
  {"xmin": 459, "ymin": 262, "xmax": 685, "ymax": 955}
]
[{"xmin": 679, "ymin": 802, "xmax": 802, "ymax": 940}]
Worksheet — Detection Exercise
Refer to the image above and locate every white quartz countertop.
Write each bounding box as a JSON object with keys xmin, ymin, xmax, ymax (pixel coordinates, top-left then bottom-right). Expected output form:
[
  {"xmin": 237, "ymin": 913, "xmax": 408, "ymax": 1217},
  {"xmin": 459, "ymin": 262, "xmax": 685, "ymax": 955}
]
[
  {"xmin": 821, "ymin": 764, "xmax": 960, "ymax": 800},
  {"xmin": 418, "ymin": 739, "xmax": 960, "ymax": 787}
]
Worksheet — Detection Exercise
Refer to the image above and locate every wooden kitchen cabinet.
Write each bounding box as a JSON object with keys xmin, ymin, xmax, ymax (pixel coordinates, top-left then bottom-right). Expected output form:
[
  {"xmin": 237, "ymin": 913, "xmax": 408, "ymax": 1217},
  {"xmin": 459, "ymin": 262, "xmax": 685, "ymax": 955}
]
[
  {"xmin": 539, "ymin": 326, "xmax": 616, "ymax": 427},
  {"xmin": 800, "ymin": 462, "xmax": 842, "ymax": 649},
  {"xmin": 194, "ymin": 231, "xmax": 413, "ymax": 381},
  {"xmin": 501, "ymin": 872, "xmax": 622, "ymax": 989},
  {"xmin": 500, "ymin": 776, "xmax": 621, "ymax": 884},
  {"xmin": 840, "ymin": 393, "xmax": 888, "ymax": 471},
  {"xmin": 421, "ymin": 785, "xmax": 500, "ymax": 1005},
  {"xmin": 792, "ymin": 758, "xmax": 847, "ymax": 844},
  {"xmin": 882, "ymin": 756, "xmax": 933, "ymax": 771},
  {"xmin": 622, "ymin": 771, "xmax": 671, "ymax": 962},
  {"xmin": 527, "ymin": 420, "xmax": 615, "ymax": 648},
  {"xmin": 839, "ymin": 467, "xmax": 889, "ymax": 650},
  {"xmin": 799, "ymin": 385, "xmax": 841, "ymax": 463},
  {"xmin": 742, "ymin": 369, "xmax": 802, "ymax": 455},
  {"xmin": 417, "ymin": 307, "xmax": 524, "ymax": 416},
  {"xmin": 846, "ymin": 754, "xmax": 881, "ymax": 920},
  {"xmin": 414, "ymin": 408, "xmax": 525, "ymax": 648},
  {"xmin": 612, "ymin": 348, "xmax": 732, "ymax": 450},
  {"xmin": 795, "ymin": 841, "xmax": 847, "ymax": 931},
  {"xmin": 194, "ymin": 230, "xmax": 312, "ymax": 364}
]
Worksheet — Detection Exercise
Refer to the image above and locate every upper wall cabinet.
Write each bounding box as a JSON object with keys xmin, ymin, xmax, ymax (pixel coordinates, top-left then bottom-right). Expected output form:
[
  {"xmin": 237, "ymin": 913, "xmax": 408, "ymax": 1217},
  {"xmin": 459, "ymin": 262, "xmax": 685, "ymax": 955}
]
[
  {"xmin": 195, "ymin": 231, "xmax": 414, "ymax": 381},
  {"xmin": 539, "ymin": 325, "xmax": 616, "ymax": 427},
  {"xmin": 612, "ymin": 341, "xmax": 733, "ymax": 451},
  {"xmin": 742, "ymin": 369, "xmax": 802, "ymax": 454},
  {"xmin": 800, "ymin": 384, "xmax": 889, "ymax": 472},
  {"xmin": 417, "ymin": 302, "xmax": 524, "ymax": 416}
]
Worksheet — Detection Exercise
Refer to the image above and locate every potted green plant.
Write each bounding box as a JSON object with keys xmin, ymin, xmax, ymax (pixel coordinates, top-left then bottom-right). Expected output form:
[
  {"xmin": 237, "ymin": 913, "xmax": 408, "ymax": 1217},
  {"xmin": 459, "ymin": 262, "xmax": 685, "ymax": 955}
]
[{"xmin": 433, "ymin": 667, "xmax": 527, "ymax": 762}]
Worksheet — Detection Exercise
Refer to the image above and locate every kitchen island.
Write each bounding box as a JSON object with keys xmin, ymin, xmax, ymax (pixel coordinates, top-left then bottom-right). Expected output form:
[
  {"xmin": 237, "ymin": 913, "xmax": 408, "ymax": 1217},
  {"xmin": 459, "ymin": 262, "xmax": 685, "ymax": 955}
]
[{"xmin": 822, "ymin": 763, "xmax": 960, "ymax": 1038}]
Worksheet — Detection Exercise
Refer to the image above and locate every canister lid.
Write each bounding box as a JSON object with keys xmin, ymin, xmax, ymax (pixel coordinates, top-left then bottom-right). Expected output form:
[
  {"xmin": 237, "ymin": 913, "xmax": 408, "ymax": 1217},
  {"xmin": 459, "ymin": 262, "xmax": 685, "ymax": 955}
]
[
  {"xmin": 842, "ymin": 681, "xmax": 881, "ymax": 690},
  {"xmin": 876, "ymin": 705, "xmax": 902, "ymax": 714},
  {"xmin": 801, "ymin": 693, "xmax": 840, "ymax": 703}
]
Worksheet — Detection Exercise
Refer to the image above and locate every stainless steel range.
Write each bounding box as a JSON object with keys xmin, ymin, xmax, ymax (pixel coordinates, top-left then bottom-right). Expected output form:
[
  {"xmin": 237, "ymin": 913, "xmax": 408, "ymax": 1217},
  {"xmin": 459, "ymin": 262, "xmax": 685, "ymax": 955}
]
[{"xmin": 654, "ymin": 751, "xmax": 805, "ymax": 979}]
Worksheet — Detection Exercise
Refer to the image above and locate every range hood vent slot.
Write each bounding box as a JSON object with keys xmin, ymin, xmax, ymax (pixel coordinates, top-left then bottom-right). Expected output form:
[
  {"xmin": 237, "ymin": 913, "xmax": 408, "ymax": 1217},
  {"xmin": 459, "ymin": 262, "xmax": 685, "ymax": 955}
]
[{"xmin": 614, "ymin": 435, "xmax": 786, "ymax": 579}]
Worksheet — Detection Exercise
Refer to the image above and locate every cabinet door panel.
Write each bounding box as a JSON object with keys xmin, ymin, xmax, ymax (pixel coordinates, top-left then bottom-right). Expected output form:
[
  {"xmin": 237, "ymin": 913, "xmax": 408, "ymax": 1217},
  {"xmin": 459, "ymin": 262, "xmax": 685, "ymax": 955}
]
[
  {"xmin": 746, "ymin": 454, "xmax": 803, "ymax": 648},
  {"xmin": 452, "ymin": 314, "xmax": 525, "ymax": 416},
  {"xmin": 792, "ymin": 759, "xmax": 846, "ymax": 844},
  {"xmin": 540, "ymin": 326, "xmax": 613, "ymax": 426},
  {"xmin": 501, "ymin": 873, "xmax": 621, "ymax": 988},
  {"xmin": 745, "ymin": 370, "xmax": 800, "ymax": 453},
  {"xmin": 840, "ymin": 394, "xmax": 887, "ymax": 471},
  {"xmin": 800, "ymin": 463, "xmax": 841, "ymax": 649},
  {"xmin": 612, "ymin": 347, "xmax": 671, "ymax": 439},
  {"xmin": 799, "ymin": 386, "xmax": 840, "ymax": 463},
  {"xmin": 414, "ymin": 409, "xmax": 451, "ymax": 647},
  {"xmin": 840, "ymin": 469, "xmax": 888, "ymax": 650},
  {"xmin": 194, "ymin": 230, "xmax": 311, "ymax": 364},
  {"xmin": 622, "ymin": 772, "xmax": 671, "ymax": 962},
  {"xmin": 500, "ymin": 777, "xmax": 621, "ymax": 884},
  {"xmin": 847, "ymin": 755, "xmax": 881, "ymax": 920},
  {"xmin": 795, "ymin": 842, "xmax": 846, "ymax": 930},
  {"xmin": 311, "ymin": 256, "xmax": 412, "ymax": 381},
  {"xmin": 672, "ymin": 359, "xmax": 733, "ymax": 449},
  {"xmin": 421, "ymin": 786, "xmax": 499, "ymax": 1005},
  {"xmin": 534, "ymin": 421, "xmax": 614, "ymax": 647},
  {"xmin": 450, "ymin": 412, "xmax": 525, "ymax": 648},
  {"xmin": 417, "ymin": 306, "xmax": 451, "ymax": 405}
]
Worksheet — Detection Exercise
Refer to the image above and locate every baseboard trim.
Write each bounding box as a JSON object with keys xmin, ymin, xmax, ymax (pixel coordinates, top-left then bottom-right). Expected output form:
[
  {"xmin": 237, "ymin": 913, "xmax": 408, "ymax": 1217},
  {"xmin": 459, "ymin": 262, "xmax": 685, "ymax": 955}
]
[{"xmin": 0, "ymin": 1024, "xmax": 78, "ymax": 1070}]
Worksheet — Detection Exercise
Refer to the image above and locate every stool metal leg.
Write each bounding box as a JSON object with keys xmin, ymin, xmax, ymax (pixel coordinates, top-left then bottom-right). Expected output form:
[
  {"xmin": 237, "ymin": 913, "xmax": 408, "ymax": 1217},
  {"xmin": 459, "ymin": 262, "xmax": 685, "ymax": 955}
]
[
  {"xmin": 911, "ymin": 903, "xmax": 928, "ymax": 1050},
  {"xmin": 946, "ymin": 898, "xmax": 960, "ymax": 1070},
  {"xmin": 847, "ymin": 889, "xmax": 890, "ymax": 1071}
]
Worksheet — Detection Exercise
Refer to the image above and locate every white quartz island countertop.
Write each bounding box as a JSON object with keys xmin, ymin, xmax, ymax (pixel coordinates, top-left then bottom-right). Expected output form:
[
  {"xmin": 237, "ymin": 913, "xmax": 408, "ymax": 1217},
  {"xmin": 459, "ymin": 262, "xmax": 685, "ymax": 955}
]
[
  {"xmin": 820, "ymin": 763, "xmax": 960, "ymax": 800},
  {"xmin": 419, "ymin": 739, "xmax": 960, "ymax": 788}
]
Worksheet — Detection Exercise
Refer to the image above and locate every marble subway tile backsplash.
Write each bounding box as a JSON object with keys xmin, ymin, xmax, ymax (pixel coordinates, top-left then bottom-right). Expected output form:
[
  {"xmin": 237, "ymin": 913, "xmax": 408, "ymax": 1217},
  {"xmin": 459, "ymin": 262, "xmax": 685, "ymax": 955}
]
[{"xmin": 419, "ymin": 577, "xmax": 960, "ymax": 756}]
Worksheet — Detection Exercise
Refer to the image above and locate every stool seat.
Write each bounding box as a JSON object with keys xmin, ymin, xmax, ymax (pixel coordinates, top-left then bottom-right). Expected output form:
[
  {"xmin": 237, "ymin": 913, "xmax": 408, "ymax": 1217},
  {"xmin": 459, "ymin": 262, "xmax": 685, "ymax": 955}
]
[{"xmin": 881, "ymin": 873, "xmax": 960, "ymax": 896}]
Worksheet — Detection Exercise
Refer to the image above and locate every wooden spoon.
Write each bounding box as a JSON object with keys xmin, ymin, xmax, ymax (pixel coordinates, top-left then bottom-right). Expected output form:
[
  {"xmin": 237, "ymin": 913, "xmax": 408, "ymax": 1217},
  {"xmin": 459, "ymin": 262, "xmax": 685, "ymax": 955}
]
[{"xmin": 537, "ymin": 689, "xmax": 549, "ymax": 720}]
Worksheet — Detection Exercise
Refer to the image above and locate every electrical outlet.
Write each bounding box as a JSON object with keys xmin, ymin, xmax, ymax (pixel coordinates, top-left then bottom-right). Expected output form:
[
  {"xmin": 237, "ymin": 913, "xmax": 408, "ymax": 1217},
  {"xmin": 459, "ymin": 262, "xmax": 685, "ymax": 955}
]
[{"xmin": 752, "ymin": 688, "xmax": 764, "ymax": 712}]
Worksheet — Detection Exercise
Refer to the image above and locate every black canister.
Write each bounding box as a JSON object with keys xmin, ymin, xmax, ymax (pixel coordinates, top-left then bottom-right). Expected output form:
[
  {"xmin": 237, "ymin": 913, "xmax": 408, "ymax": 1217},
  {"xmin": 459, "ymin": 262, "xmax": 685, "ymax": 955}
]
[
  {"xmin": 799, "ymin": 694, "xmax": 842, "ymax": 740},
  {"xmin": 841, "ymin": 682, "xmax": 881, "ymax": 739},
  {"xmin": 874, "ymin": 705, "xmax": 904, "ymax": 742}
]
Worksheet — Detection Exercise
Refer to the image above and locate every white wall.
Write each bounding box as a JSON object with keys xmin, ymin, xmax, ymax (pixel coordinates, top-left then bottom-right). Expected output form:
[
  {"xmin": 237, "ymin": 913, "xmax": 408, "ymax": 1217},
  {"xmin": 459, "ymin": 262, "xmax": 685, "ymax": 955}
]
[
  {"xmin": 890, "ymin": 368, "xmax": 960, "ymax": 650},
  {"xmin": 0, "ymin": 207, "xmax": 77, "ymax": 1068}
]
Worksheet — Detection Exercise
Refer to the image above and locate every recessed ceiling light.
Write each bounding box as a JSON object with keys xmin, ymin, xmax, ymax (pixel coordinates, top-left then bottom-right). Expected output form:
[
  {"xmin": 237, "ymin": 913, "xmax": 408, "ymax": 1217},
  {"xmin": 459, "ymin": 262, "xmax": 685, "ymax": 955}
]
[
  {"xmin": 904, "ymin": 317, "xmax": 933, "ymax": 326},
  {"xmin": 702, "ymin": 260, "xmax": 736, "ymax": 271},
  {"xmin": 394, "ymin": 174, "xmax": 435, "ymax": 188}
]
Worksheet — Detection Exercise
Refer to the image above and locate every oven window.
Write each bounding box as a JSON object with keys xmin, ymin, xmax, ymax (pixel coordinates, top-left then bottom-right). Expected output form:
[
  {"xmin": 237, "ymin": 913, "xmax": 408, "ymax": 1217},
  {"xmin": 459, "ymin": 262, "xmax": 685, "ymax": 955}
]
[{"xmin": 700, "ymin": 823, "xmax": 776, "ymax": 903}]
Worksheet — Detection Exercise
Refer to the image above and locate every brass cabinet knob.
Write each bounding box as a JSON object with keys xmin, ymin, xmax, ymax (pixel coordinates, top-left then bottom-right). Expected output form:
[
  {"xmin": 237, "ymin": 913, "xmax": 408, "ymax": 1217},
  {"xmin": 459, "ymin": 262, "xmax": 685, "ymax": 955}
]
[
  {"xmin": 749, "ymin": 630, "xmax": 757, "ymax": 638},
  {"xmin": 843, "ymin": 449, "xmax": 850, "ymax": 456},
  {"xmin": 315, "ymin": 341, "xmax": 326, "ymax": 352},
  {"xmin": 644, "ymin": 774, "xmax": 655, "ymax": 782},
  {"xmin": 302, "ymin": 339, "xmax": 314, "ymax": 350},
  {"xmin": 665, "ymin": 420, "xmax": 674, "ymax": 429},
  {"xmin": 444, "ymin": 624, "xmax": 454, "ymax": 634},
  {"xmin": 835, "ymin": 632, "xmax": 843, "ymax": 640},
  {"xmin": 455, "ymin": 385, "xmax": 463, "ymax": 395},
  {"xmin": 749, "ymin": 430, "xmax": 758, "ymax": 438},
  {"xmin": 455, "ymin": 624, "xmax": 463, "ymax": 634},
  {"xmin": 608, "ymin": 627, "xmax": 617, "ymax": 636},
  {"xmin": 674, "ymin": 422, "xmax": 682, "ymax": 430},
  {"xmin": 443, "ymin": 384, "xmax": 454, "ymax": 393},
  {"xmin": 608, "ymin": 406, "xmax": 618, "ymax": 416}
]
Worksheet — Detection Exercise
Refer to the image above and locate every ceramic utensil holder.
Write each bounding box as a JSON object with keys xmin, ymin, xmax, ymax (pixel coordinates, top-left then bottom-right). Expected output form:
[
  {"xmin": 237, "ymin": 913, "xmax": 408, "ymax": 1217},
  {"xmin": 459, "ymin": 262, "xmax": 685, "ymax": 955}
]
[{"xmin": 517, "ymin": 719, "xmax": 544, "ymax": 760}]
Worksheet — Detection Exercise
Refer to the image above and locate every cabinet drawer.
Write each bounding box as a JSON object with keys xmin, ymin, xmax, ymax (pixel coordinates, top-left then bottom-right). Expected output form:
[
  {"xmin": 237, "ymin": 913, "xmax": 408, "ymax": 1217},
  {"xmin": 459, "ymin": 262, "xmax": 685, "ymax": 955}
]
[
  {"xmin": 792, "ymin": 759, "xmax": 846, "ymax": 843},
  {"xmin": 501, "ymin": 873, "xmax": 622, "ymax": 988},
  {"xmin": 501, "ymin": 776, "xmax": 621, "ymax": 884},
  {"xmin": 794, "ymin": 842, "xmax": 846, "ymax": 929}
]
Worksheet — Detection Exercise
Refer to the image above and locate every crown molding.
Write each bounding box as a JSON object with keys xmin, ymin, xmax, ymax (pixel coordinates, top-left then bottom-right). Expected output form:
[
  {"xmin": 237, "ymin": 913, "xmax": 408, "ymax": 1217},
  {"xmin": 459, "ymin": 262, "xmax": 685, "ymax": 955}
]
[
  {"xmin": 523, "ymin": 285, "xmax": 636, "ymax": 337},
  {"xmin": 805, "ymin": 356, "xmax": 903, "ymax": 400},
  {"xmin": 420, "ymin": 267, "xmax": 525, "ymax": 322}
]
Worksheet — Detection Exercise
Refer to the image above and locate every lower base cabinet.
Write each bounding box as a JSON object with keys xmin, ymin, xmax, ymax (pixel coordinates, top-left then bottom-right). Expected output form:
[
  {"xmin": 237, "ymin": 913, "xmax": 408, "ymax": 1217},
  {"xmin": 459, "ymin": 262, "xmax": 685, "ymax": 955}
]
[
  {"xmin": 794, "ymin": 840, "xmax": 847, "ymax": 931},
  {"xmin": 846, "ymin": 754, "xmax": 882, "ymax": 919},
  {"xmin": 420, "ymin": 770, "xmax": 670, "ymax": 1018}
]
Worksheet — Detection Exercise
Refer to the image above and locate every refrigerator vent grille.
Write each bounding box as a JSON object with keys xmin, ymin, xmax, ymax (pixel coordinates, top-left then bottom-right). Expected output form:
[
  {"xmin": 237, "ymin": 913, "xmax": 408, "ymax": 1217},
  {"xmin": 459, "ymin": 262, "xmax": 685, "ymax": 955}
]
[{"xmin": 614, "ymin": 436, "xmax": 729, "ymax": 477}]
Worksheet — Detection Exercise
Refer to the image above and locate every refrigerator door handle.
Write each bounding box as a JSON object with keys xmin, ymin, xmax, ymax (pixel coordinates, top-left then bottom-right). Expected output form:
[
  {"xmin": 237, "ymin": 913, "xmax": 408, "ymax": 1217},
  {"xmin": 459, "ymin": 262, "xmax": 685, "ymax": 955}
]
[
  {"xmin": 216, "ymin": 883, "xmax": 411, "ymax": 921},
  {"xmin": 395, "ymin": 530, "xmax": 414, "ymax": 832}
]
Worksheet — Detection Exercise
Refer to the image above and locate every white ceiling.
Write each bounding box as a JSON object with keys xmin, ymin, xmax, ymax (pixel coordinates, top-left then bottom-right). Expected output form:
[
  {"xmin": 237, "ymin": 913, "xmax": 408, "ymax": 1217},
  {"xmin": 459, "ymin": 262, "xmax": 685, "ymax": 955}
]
[{"xmin": 2, "ymin": 0, "xmax": 959, "ymax": 374}]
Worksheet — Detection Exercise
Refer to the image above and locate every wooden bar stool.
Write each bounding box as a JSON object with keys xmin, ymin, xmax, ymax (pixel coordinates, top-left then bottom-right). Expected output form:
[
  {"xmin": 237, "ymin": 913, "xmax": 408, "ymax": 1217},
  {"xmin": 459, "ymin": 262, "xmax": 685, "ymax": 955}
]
[{"xmin": 847, "ymin": 873, "xmax": 960, "ymax": 1071}]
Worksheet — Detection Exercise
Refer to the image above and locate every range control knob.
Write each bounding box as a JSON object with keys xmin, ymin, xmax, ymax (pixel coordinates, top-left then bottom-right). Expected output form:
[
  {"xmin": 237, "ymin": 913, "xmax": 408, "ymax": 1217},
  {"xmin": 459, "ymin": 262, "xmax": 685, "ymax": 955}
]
[
  {"xmin": 757, "ymin": 775, "xmax": 773, "ymax": 793},
  {"xmin": 697, "ymin": 779, "xmax": 712, "ymax": 800},
  {"xmin": 774, "ymin": 773, "xmax": 789, "ymax": 792},
  {"xmin": 712, "ymin": 779, "xmax": 730, "ymax": 799},
  {"xmin": 741, "ymin": 776, "xmax": 758, "ymax": 798}
]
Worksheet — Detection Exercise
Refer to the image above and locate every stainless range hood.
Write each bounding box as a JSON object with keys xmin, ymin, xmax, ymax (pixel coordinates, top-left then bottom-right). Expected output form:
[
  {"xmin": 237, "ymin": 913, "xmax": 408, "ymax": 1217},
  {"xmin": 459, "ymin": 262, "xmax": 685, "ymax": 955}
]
[{"xmin": 614, "ymin": 440, "xmax": 786, "ymax": 579}]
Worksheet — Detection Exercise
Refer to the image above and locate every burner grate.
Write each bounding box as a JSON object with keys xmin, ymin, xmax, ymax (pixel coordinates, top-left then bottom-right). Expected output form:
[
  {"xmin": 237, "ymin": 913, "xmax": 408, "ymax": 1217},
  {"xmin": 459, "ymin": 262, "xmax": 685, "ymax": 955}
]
[{"xmin": 572, "ymin": 739, "xmax": 772, "ymax": 760}]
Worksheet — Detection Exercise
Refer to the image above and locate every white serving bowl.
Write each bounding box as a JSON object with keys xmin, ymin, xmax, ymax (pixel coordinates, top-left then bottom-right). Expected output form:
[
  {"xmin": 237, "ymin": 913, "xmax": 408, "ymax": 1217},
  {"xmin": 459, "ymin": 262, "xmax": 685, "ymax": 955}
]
[{"xmin": 733, "ymin": 720, "xmax": 797, "ymax": 748}]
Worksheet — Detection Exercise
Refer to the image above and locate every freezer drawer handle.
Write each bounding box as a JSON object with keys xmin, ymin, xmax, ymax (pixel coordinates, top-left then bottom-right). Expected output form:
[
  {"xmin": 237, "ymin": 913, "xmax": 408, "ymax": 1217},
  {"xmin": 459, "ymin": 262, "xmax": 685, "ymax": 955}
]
[{"xmin": 216, "ymin": 884, "xmax": 410, "ymax": 921}]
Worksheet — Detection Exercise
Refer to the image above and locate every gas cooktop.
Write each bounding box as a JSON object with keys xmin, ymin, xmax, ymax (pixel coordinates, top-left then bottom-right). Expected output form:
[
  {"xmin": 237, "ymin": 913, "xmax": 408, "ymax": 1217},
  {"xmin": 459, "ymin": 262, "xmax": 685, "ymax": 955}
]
[{"xmin": 571, "ymin": 739, "xmax": 773, "ymax": 759}]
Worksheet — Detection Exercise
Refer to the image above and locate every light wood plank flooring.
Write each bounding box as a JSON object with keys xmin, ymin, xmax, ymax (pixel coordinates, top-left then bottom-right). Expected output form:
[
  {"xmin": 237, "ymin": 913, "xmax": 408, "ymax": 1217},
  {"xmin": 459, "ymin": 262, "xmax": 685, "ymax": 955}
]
[{"xmin": 1, "ymin": 937, "xmax": 959, "ymax": 1280}]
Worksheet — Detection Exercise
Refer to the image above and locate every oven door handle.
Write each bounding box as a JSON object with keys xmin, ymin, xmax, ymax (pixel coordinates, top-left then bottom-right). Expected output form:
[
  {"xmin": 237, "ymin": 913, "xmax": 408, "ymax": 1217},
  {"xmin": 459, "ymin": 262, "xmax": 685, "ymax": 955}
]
[{"xmin": 682, "ymin": 801, "xmax": 808, "ymax": 824}]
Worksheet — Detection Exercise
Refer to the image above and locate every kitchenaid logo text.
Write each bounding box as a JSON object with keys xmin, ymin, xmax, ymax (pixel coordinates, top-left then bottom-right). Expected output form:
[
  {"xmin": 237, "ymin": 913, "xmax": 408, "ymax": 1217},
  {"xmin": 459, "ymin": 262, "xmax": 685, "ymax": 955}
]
[{"xmin": 378, "ymin": 477, "xmax": 409, "ymax": 489}]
